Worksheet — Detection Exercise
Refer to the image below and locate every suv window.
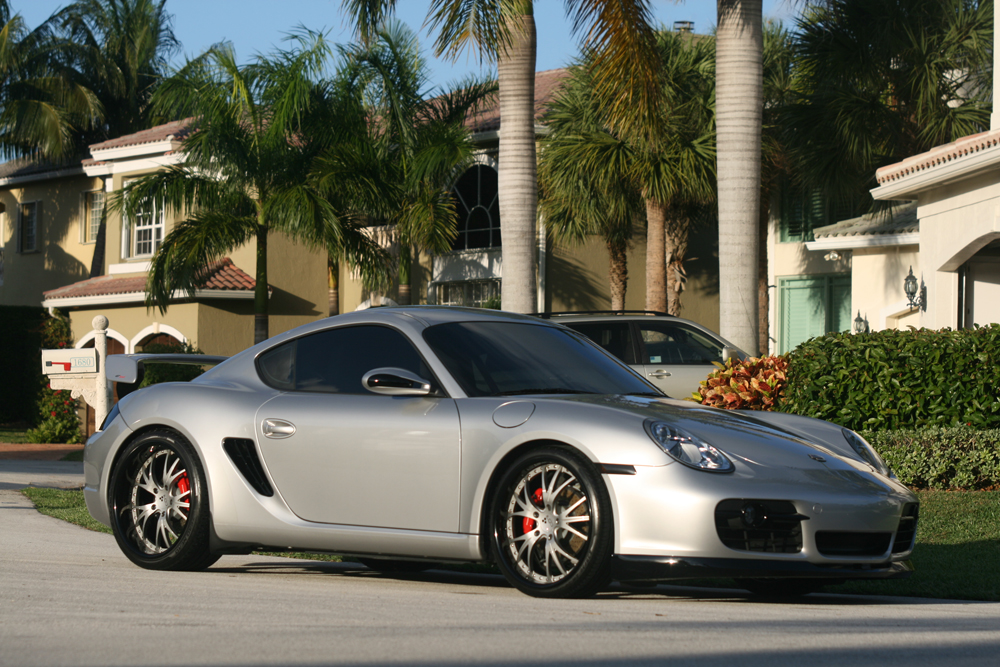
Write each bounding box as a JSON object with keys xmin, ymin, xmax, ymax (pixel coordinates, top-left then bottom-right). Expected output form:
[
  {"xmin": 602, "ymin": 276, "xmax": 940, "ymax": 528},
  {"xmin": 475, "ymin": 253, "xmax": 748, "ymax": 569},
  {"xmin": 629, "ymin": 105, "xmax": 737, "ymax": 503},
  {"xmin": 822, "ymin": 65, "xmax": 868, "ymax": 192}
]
[
  {"xmin": 257, "ymin": 325, "xmax": 434, "ymax": 394},
  {"xmin": 637, "ymin": 322, "xmax": 723, "ymax": 365},
  {"xmin": 561, "ymin": 321, "xmax": 637, "ymax": 365}
]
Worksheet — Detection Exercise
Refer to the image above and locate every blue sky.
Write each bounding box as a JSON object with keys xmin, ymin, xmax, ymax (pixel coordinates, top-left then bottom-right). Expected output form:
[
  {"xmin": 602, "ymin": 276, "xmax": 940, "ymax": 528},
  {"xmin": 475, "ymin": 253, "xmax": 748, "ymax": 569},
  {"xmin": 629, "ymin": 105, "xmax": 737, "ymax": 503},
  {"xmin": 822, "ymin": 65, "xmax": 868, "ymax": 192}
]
[{"xmin": 18, "ymin": 0, "xmax": 798, "ymax": 91}]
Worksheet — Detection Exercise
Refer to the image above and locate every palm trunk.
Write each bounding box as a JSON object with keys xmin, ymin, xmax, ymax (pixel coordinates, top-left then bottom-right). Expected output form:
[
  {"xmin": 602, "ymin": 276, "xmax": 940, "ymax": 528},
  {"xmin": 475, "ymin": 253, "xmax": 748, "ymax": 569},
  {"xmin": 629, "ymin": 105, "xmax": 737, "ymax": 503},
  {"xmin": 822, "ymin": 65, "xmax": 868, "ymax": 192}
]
[
  {"xmin": 497, "ymin": 5, "xmax": 538, "ymax": 314},
  {"xmin": 644, "ymin": 198, "xmax": 666, "ymax": 312},
  {"xmin": 758, "ymin": 183, "xmax": 771, "ymax": 355},
  {"xmin": 398, "ymin": 243, "xmax": 412, "ymax": 306},
  {"xmin": 254, "ymin": 223, "xmax": 269, "ymax": 344},
  {"xmin": 716, "ymin": 0, "xmax": 763, "ymax": 355},
  {"xmin": 327, "ymin": 257, "xmax": 339, "ymax": 317},
  {"xmin": 607, "ymin": 239, "xmax": 628, "ymax": 311},
  {"xmin": 664, "ymin": 206, "xmax": 689, "ymax": 317}
]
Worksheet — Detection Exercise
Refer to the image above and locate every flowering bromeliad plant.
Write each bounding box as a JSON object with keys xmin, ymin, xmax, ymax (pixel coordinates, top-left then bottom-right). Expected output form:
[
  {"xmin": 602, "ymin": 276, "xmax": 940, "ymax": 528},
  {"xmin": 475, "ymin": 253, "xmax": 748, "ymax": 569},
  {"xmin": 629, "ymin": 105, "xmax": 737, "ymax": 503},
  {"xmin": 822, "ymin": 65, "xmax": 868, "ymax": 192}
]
[{"xmin": 692, "ymin": 355, "xmax": 789, "ymax": 411}]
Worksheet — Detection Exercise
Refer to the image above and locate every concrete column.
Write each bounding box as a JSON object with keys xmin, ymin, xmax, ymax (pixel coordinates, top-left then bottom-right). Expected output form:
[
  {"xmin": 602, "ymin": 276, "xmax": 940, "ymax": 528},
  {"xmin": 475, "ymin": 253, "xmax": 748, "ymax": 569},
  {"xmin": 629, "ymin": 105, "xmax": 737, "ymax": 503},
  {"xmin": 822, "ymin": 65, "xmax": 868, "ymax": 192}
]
[{"xmin": 92, "ymin": 315, "xmax": 110, "ymax": 429}]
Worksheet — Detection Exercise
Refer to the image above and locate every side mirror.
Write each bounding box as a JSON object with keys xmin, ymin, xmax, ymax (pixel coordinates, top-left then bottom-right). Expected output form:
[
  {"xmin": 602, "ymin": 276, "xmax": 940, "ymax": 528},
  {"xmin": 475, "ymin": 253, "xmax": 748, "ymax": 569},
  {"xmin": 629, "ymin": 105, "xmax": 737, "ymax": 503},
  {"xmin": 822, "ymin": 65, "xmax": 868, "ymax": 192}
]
[
  {"xmin": 722, "ymin": 346, "xmax": 737, "ymax": 363},
  {"xmin": 362, "ymin": 367, "xmax": 433, "ymax": 396}
]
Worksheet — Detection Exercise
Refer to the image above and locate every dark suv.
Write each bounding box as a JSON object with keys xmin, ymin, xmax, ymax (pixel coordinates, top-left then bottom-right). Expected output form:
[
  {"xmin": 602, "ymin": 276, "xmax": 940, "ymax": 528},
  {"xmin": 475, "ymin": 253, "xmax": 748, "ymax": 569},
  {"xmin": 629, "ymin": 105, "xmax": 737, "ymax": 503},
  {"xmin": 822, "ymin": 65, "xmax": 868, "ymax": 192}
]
[{"xmin": 540, "ymin": 311, "xmax": 746, "ymax": 398}]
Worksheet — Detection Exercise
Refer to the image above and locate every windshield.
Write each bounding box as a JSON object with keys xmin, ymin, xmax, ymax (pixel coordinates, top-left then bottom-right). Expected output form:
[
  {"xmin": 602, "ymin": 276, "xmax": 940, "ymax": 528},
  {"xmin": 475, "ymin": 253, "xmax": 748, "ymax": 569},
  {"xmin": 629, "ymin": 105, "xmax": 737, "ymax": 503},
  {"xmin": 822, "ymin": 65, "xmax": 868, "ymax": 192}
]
[{"xmin": 423, "ymin": 321, "xmax": 660, "ymax": 398}]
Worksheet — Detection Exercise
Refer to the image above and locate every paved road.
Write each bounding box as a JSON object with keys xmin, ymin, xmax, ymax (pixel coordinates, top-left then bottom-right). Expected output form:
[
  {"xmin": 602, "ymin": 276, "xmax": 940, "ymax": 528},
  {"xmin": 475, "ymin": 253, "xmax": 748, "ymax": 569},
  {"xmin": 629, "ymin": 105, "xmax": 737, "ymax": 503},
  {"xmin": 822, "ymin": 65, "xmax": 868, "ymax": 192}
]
[
  {"xmin": 2, "ymin": 489, "xmax": 998, "ymax": 667},
  {"xmin": 0, "ymin": 460, "xmax": 83, "ymax": 491}
]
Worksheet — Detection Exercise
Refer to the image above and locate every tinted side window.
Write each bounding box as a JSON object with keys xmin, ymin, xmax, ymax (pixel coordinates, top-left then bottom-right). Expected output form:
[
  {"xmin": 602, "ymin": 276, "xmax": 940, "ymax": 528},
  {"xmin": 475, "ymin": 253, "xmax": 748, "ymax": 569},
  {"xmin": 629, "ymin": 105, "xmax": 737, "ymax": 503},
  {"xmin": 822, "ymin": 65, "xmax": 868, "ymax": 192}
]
[
  {"xmin": 637, "ymin": 323, "xmax": 723, "ymax": 365},
  {"xmin": 257, "ymin": 325, "xmax": 434, "ymax": 394},
  {"xmin": 563, "ymin": 322, "xmax": 636, "ymax": 365}
]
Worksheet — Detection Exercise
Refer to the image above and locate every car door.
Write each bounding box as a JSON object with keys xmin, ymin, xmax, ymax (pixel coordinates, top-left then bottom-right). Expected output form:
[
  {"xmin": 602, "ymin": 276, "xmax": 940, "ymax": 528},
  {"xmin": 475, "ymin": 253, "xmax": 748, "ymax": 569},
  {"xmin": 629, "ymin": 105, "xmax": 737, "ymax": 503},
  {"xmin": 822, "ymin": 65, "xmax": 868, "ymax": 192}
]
[
  {"xmin": 254, "ymin": 324, "xmax": 461, "ymax": 533},
  {"xmin": 634, "ymin": 321, "xmax": 726, "ymax": 398}
]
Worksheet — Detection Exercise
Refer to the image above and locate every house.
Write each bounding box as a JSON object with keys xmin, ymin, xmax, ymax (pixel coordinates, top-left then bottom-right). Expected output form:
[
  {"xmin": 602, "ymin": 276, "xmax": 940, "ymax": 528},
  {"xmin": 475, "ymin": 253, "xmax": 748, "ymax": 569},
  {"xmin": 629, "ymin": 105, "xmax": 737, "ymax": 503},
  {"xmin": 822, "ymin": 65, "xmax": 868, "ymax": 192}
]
[{"xmin": 0, "ymin": 119, "xmax": 329, "ymax": 358}]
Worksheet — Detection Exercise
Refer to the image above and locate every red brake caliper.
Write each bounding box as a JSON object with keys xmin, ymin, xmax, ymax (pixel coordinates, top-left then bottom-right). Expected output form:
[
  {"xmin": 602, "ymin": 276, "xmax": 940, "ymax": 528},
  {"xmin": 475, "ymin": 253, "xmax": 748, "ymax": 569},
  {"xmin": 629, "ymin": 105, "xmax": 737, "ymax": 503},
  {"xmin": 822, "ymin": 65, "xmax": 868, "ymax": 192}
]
[
  {"xmin": 176, "ymin": 473, "xmax": 190, "ymax": 515},
  {"xmin": 522, "ymin": 488, "xmax": 544, "ymax": 534}
]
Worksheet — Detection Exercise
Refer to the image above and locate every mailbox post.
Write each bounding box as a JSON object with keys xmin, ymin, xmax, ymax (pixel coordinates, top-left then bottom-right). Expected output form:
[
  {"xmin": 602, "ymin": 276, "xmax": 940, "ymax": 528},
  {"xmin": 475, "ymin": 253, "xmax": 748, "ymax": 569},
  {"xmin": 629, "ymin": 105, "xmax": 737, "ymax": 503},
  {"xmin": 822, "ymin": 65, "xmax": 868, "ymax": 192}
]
[{"xmin": 41, "ymin": 315, "xmax": 112, "ymax": 431}]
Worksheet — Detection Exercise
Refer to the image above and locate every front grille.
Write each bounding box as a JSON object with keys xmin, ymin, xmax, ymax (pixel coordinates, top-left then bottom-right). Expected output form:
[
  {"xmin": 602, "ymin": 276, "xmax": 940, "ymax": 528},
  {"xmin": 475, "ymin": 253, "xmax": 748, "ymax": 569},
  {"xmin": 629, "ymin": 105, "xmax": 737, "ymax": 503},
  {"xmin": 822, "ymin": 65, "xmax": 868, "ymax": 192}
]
[
  {"xmin": 816, "ymin": 531, "xmax": 891, "ymax": 557},
  {"xmin": 892, "ymin": 503, "xmax": 919, "ymax": 554},
  {"xmin": 223, "ymin": 438, "xmax": 274, "ymax": 496},
  {"xmin": 715, "ymin": 499, "xmax": 804, "ymax": 553}
]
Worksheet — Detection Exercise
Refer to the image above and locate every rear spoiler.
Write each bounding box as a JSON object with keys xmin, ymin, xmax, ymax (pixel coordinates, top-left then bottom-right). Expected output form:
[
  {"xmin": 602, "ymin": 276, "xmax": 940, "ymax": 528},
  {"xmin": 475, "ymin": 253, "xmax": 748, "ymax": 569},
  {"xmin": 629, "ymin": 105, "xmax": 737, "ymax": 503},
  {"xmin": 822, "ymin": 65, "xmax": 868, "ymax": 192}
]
[{"xmin": 106, "ymin": 354, "xmax": 229, "ymax": 397}]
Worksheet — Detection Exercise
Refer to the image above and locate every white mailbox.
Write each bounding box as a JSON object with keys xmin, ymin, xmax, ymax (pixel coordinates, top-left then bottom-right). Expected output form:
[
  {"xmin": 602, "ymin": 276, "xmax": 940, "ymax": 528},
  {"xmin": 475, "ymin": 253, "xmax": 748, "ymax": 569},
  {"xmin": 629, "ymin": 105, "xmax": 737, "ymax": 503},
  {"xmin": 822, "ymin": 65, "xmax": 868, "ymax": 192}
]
[
  {"xmin": 41, "ymin": 348, "xmax": 99, "ymax": 376},
  {"xmin": 40, "ymin": 315, "xmax": 112, "ymax": 432}
]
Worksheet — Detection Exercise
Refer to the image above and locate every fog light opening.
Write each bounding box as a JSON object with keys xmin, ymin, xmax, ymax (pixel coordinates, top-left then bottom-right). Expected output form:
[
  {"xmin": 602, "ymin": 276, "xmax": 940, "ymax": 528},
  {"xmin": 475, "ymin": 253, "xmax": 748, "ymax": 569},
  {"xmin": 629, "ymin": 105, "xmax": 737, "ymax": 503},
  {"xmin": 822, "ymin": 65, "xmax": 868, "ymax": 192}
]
[{"xmin": 741, "ymin": 502, "xmax": 768, "ymax": 529}]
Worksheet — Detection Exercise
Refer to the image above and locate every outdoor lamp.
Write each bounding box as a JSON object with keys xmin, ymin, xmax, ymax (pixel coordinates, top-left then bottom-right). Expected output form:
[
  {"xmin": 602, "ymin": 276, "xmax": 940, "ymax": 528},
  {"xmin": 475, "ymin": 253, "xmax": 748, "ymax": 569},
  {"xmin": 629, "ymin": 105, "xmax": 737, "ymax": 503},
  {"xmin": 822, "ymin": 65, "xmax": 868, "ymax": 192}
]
[
  {"xmin": 853, "ymin": 311, "xmax": 867, "ymax": 334},
  {"xmin": 904, "ymin": 266, "xmax": 923, "ymax": 309}
]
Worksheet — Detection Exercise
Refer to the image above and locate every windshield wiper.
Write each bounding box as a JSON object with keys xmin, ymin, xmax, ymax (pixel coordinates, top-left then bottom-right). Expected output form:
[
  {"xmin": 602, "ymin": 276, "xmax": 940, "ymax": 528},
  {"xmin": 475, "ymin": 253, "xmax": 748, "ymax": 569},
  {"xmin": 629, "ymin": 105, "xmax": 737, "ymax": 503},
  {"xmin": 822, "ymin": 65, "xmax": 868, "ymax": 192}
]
[{"xmin": 495, "ymin": 388, "xmax": 590, "ymax": 396}]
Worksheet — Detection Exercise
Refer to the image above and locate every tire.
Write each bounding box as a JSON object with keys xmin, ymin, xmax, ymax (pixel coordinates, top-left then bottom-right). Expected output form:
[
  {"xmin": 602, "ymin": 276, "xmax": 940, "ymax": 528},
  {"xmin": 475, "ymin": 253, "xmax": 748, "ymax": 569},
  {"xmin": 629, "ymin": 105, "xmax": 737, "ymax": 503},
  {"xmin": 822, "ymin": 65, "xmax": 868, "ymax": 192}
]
[
  {"xmin": 356, "ymin": 558, "xmax": 435, "ymax": 573},
  {"xmin": 489, "ymin": 447, "xmax": 614, "ymax": 598},
  {"xmin": 108, "ymin": 430, "xmax": 219, "ymax": 571},
  {"xmin": 735, "ymin": 578, "xmax": 832, "ymax": 597}
]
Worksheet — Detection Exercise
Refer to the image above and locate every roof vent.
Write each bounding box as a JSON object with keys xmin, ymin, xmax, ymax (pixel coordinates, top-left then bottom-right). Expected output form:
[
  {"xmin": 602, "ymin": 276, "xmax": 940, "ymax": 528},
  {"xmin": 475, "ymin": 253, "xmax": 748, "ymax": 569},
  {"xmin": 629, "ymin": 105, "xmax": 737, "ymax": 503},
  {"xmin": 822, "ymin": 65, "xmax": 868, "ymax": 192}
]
[{"xmin": 674, "ymin": 20, "xmax": 694, "ymax": 33}]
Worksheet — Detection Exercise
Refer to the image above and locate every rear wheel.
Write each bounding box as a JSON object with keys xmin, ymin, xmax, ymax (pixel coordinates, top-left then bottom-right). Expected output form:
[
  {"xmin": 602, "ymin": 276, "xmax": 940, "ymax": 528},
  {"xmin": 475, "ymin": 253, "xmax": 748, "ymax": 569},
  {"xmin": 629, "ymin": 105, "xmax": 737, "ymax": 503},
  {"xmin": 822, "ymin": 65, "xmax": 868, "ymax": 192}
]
[
  {"xmin": 109, "ymin": 430, "xmax": 219, "ymax": 571},
  {"xmin": 490, "ymin": 447, "xmax": 613, "ymax": 598}
]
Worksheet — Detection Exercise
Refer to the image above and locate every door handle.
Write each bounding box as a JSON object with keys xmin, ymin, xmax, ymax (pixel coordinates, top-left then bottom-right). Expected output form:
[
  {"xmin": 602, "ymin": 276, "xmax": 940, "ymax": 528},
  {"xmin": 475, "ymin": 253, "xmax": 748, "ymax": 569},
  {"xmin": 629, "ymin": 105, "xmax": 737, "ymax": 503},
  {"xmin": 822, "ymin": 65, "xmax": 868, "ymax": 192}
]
[
  {"xmin": 647, "ymin": 370, "xmax": 672, "ymax": 378},
  {"xmin": 262, "ymin": 418, "xmax": 296, "ymax": 438}
]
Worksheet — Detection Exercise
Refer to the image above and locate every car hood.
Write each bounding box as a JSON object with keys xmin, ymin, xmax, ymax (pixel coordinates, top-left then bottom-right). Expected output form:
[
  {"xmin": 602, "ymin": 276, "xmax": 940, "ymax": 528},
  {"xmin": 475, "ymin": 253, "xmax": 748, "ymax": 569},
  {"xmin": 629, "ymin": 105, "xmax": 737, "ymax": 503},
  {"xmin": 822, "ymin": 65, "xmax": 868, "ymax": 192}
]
[{"xmin": 532, "ymin": 394, "xmax": 890, "ymax": 484}]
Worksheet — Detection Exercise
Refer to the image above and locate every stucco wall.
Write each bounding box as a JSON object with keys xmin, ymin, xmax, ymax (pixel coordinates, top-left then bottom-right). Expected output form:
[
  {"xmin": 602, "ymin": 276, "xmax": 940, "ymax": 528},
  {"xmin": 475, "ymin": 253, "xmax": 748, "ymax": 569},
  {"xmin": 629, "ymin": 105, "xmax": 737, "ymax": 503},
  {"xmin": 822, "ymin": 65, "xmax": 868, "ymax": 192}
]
[
  {"xmin": 916, "ymin": 172, "xmax": 1000, "ymax": 329},
  {"xmin": 0, "ymin": 175, "xmax": 103, "ymax": 306},
  {"xmin": 851, "ymin": 245, "xmax": 919, "ymax": 331}
]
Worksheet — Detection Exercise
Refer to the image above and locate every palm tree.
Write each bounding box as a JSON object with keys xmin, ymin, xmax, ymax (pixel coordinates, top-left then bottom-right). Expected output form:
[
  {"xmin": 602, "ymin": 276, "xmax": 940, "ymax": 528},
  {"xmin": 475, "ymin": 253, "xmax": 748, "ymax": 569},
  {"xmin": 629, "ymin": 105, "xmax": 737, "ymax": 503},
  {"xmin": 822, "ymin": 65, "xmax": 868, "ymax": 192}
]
[
  {"xmin": 119, "ymin": 33, "xmax": 390, "ymax": 344},
  {"xmin": 335, "ymin": 21, "xmax": 496, "ymax": 305},
  {"xmin": 715, "ymin": 0, "xmax": 763, "ymax": 355},
  {"xmin": 540, "ymin": 30, "xmax": 716, "ymax": 315},
  {"xmin": 0, "ymin": 1, "xmax": 98, "ymax": 159},
  {"xmin": 343, "ymin": 0, "xmax": 662, "ymax": 314},
  {"xmin": 783, "ymin": 0, "xmax": 992, "ymax": 204},
  {"xmin": 50, "ymin": 0, "xmax": 179, "ymax": 146}
]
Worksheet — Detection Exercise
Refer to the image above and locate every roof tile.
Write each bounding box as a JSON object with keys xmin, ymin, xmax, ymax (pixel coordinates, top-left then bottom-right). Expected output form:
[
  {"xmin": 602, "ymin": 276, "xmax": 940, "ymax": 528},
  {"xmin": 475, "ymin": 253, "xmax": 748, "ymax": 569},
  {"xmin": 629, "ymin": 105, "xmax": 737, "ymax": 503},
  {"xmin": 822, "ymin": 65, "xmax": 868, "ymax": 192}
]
[
  {"xmin": 876, "ymin": 129, "xmax": 1000, "ymax": 184},
  {"xmin": 42, "ymin": 257, "xmax": 256, "ymax": 300}
]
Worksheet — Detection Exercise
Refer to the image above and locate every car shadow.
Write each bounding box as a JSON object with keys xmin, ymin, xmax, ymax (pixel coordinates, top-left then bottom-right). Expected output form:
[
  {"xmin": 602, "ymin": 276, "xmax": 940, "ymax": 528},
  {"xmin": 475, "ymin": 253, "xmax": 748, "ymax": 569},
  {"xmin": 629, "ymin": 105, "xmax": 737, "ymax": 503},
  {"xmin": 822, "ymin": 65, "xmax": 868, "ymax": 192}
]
[{"xmin": 205, "ymin": 556, "xmax": 980, "ymax": 605}]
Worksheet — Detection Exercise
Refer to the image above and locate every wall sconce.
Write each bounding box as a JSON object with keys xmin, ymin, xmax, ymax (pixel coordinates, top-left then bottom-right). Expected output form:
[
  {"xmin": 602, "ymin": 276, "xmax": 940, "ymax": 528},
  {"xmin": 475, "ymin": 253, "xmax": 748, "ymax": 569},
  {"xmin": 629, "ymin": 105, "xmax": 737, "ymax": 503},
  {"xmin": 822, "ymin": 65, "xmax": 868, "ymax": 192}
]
[
  {"xmin": 824, "ymin": 250, "xmax": 841, "ymax": 262},
  {"xmin": 903, "ymin": 266, "xmax": 925, "ymax": 310},
  {"xmin": 853, "ymin": 311, "xmax": 868, "ymax": 334}
]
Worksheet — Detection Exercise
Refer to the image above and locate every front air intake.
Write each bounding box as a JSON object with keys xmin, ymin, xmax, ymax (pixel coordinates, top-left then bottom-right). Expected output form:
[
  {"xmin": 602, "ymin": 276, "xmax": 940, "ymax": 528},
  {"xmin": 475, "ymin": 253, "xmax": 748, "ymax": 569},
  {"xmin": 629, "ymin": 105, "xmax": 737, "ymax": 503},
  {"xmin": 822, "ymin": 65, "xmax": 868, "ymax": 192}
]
[
  {"xmin": 816, "ymin": 531, "xmax": 892, "ymax": 557},
  {"xmin": 223, "ymin": 438, "xmax": 274, "ymax": 497},
  {"xmin": 715, "ymin": 499, "xmax": 805, "ymax": 553},
  {"xmin": 892, "ymin": 503, "xmax": 919, "ymax": 554}
]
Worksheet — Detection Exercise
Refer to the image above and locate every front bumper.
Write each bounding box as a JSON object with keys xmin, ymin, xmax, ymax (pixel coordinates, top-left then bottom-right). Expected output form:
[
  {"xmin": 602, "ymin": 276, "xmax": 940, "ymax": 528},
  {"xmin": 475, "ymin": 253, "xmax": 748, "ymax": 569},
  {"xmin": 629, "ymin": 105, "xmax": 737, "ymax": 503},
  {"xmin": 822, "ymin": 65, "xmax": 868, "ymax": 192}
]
[{"xmin": 612, "ymin": 554, "xmax": 914, "ymax": 582}]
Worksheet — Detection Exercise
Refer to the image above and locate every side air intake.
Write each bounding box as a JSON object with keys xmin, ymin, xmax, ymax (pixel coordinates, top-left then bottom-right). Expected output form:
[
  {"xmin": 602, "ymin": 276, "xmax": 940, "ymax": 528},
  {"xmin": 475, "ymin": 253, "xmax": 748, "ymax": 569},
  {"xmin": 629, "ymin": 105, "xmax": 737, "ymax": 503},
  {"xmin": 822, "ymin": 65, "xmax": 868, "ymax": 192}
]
[{"xmin": 223, "ymin": 438, "xmax": 274, "ymax": 497}]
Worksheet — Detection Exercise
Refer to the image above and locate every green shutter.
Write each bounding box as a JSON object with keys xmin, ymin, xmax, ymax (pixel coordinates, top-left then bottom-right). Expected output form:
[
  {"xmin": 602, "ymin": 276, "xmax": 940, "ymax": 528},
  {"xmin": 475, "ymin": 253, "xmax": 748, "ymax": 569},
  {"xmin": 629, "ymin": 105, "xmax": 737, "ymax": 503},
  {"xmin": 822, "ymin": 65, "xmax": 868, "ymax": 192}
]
[{"xmin": 779, "ymin": 274, "xmax": 853, "ymax": 354}]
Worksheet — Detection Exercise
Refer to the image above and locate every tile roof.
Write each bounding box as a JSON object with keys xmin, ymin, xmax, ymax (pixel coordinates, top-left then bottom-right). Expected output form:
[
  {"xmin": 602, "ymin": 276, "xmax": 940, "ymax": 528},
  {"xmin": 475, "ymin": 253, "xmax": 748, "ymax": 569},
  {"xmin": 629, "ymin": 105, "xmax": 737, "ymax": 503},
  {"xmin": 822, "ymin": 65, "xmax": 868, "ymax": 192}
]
[
  {"xmin": 465, "ymin": 69, "xmax": 569, "ymax": 133},
  {"xmin": 813, "ymin": 203, "xmax": 918, "ymax": 239},
  {"xmin": 42, "ymin": 258, "xmax": 256, "ymax": 300},
  {"xmin": 0, "ymin": 156, "xmax": 84, "ymax": 180},
  {"xmin": 876, "ymin": 129, "xmax": 1000, "ymax": 184},
  {"xmin": 89, "ymin": 117, "xmax": 196, "ymax": 152}
]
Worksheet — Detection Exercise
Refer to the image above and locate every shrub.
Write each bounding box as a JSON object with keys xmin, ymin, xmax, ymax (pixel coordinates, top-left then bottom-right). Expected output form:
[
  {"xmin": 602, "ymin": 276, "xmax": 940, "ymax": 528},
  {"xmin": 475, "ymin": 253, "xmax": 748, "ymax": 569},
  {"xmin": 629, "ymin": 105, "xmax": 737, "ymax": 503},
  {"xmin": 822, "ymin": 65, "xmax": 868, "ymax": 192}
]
[
  {"xmin": 693, "ymin": 355, "xmax": 789, "ymax": 410},
  {"xmin": 26, "ymin": 314, "xmax": 81, "ymax": 444},
  {"xmin": 782, "ymin": 325, "xmax": 1000, "ymax": 431},
  {"xmin": 863, "ymin": 427, "xmax": 1000, "ymax": 490},
  {"xmin": 138, "ymin": 341, "xmax": 205, "ymax": 387}
]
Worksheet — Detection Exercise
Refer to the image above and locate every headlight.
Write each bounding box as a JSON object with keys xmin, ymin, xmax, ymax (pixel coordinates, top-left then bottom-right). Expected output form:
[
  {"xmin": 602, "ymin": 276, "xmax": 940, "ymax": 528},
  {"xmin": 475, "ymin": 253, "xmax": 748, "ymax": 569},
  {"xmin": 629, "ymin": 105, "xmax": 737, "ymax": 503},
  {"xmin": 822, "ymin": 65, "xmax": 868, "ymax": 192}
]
[
  {"xmin": 644, "ymin": 420, "xmax": 734, "ymax": 473},
  {"xmin": 842, "ymin": 428, "xmax": 892, "ymax": 477}
]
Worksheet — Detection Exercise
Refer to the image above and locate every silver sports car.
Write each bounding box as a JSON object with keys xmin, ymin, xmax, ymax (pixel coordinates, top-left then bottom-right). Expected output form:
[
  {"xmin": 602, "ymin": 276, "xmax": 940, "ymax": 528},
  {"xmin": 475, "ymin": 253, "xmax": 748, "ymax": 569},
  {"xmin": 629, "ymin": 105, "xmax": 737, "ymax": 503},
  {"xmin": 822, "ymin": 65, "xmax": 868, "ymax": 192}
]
[{"xmin": 84, "ymin": 307, "xmax": 917, "ymax": 598}]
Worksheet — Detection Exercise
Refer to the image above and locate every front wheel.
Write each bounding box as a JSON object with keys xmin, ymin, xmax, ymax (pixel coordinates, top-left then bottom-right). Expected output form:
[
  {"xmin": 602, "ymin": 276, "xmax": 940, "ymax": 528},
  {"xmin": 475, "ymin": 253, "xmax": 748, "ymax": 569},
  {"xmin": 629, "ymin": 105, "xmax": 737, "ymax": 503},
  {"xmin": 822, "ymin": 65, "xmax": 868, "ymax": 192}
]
[
  {"xmin": 109, "ymin": 430, "xmax": 219, "ymax": 571},
  {"xmin": 489, "ymin": 447, "xmax": 613, "ymax": 598}
]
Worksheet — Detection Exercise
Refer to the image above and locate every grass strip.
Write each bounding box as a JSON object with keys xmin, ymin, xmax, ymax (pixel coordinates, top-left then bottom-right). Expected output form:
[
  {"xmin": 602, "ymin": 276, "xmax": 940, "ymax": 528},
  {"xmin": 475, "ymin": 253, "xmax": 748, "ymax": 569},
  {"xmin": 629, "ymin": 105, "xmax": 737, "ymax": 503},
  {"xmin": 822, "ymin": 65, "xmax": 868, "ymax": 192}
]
[
  {"xmin": 20, "ymin": 487, "xmax": 998, "ymax": 600},
  {"xmin": 0, "ymin": 424, "xmax": 31, "ymax": 444}
]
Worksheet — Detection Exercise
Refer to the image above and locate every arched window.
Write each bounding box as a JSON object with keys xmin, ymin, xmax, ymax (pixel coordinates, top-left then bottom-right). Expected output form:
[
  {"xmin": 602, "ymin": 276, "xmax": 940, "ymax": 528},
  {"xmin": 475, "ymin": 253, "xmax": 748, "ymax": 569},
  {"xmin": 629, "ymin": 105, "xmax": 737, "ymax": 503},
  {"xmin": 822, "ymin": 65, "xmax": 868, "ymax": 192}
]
[{"xmin": 451, "ymin": 165, "xmax": 501, "ymax": 251}]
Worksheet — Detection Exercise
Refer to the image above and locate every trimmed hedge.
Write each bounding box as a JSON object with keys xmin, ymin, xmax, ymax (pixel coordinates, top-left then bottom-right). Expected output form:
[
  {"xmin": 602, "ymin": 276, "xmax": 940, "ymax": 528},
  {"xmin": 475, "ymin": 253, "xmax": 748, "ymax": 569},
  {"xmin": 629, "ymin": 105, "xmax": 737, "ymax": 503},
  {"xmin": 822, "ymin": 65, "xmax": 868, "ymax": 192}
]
[
  {"xmin": 782, "ymin": 325, "xmax": 1000, "ymax": 432},
  {"xmin": 863, "ymin": 427, "xmax": 1000, "ymax": 490}
]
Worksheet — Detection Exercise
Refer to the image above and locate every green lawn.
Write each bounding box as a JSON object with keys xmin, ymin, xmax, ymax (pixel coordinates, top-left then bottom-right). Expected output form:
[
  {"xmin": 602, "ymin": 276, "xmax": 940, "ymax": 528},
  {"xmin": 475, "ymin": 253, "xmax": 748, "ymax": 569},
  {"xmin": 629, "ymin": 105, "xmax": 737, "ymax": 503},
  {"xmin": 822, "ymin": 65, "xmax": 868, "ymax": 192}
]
[
  {"xmin": 0, "ymin": 423, "xmax": 31, "ymax": 444},
  {"xmin": 20, "ymin": 488, "xmax": 999, "ymax": 601}
]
